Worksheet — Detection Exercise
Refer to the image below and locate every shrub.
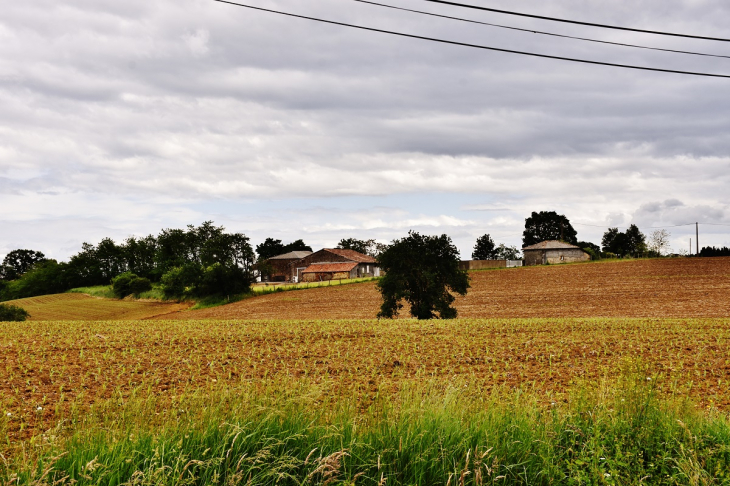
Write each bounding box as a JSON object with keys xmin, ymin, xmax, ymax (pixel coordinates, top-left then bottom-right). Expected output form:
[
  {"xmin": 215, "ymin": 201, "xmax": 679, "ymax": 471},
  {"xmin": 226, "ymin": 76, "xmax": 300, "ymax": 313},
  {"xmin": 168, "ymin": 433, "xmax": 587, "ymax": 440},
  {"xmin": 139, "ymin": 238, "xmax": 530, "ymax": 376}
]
[
  {"xmin": 111, "ymin": 272, "xmax": 153, "ymax": 299},
  {"xmin": 199, "ymin": 263, "xmax": 250, "ymax": 297},
  {"xmin": 0, "ymin": 303, "xmax": 30, "ymax": 321},
  {"xmin": 160, "ymin": 263, "xmax": 203, "ymax": 300}
]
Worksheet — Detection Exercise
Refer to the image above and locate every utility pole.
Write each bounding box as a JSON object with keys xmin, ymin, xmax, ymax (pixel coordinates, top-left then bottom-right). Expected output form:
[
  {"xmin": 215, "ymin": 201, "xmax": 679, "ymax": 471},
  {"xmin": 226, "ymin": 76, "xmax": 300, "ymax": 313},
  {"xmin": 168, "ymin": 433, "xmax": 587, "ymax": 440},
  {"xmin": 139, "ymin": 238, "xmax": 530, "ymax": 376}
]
[{"xmin": 696, "ymin": 222, "xmax": 699, "ymax": 255}]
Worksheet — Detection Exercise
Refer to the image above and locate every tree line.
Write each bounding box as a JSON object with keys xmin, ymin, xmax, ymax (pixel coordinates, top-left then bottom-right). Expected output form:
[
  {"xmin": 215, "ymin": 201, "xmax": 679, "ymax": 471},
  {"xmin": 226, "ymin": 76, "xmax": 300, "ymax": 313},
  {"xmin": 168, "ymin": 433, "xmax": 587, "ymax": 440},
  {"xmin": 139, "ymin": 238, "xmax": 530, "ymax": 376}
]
[{"xmin": 0, "ymin": 222, "xmax": 255, "ymax": 302}]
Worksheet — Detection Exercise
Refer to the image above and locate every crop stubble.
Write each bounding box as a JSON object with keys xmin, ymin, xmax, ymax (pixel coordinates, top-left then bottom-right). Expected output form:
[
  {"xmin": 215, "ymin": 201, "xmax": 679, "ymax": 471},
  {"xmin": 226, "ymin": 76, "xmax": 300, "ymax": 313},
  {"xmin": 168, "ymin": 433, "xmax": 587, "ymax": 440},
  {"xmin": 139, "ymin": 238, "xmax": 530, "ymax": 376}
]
[{"xmin": 2, "ymin": 317, "xmax": 729, "ymax": 447}]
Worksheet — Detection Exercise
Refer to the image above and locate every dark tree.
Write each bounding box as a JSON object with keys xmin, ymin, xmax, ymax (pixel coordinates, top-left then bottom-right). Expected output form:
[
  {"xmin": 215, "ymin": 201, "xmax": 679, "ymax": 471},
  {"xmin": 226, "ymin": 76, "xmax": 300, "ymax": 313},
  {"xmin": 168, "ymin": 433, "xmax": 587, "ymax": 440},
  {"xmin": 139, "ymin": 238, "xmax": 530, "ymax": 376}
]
[
  {"xmin": 522, "ymin": 211, "xmax": 578, "ymax": 247},
  {"xmin": 376, "ymin": 231, "xmax": 470, "ymax": 320},
  {"xmin": 472, "ymin": 234, "xmax": 497, "ymax": 260},
  {"xmin": 256, "ymin": 238, "xmax": 285, "ymax": 261},
  {"xmin": 601, "ymin": 228, "xmax": 623, "ymax": 254},
  {"xmin": 122, "ymin": 235, "xmax": 158, "ymax": 280},
  {"xmin": 338, "ymin": 238, "xmax": 370, "ymax": 255},
  {"xmin": 155, "ymin": 228, "xmax": 190, "ymax": 273},
  {"xmin": 624, "ymin": 224, "xmax": 647, "ymax": 257},
  {"xmin": 282, "ymin": 239, "xmax": 313, "ymax": 253},
  {"xmin": 700, "ymin": 246, "xmax": 730, "ymax": 257},
  {"xmin": 577, "ymin": 241, "xmax": 601, "ymax": 254},
  {"xmin": 602, "ymin": 225, "xmax": 646, "ymax": 257},
  {"xmin": 337, "ymin": 238, "xmax": 385, "ymax": 257},
  {"xmin": 1, "ymin": 249, "xmax": 47, "ymax": 281}
]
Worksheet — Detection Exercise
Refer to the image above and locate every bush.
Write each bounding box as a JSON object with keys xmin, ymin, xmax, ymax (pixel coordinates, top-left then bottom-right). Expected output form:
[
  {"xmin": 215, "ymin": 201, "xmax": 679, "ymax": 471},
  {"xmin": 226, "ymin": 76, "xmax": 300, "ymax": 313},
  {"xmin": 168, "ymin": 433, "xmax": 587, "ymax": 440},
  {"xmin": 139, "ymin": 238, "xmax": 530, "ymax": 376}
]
[
  {"xmin": 0, "ymin": 303, "xmax": 30, "ymax": 321},
  {"xmin": 0, "ymin": 260, "xmax": 71, "ymax": 302},
  {"xmin": 160, "ymin": 263, "xmax": 203, "ymax": 300},
  {"xmin": 199, "ymin": 263, "xmax": 250, "ymax": 297},
  {"xmin": 111, "ymin": 272, "xmax": 153, "ymax": 299}
]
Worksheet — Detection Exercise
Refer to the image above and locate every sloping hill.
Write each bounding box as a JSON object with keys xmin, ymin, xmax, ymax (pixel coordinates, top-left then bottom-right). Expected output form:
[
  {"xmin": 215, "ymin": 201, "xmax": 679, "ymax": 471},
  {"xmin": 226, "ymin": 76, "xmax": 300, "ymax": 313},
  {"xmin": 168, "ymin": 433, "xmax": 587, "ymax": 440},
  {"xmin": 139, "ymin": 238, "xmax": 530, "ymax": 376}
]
[
  {"xmin": 5, "ymin": 293, "xmax": 190, "ymax": 321},
  {"xmin": 172, "ymin": 257, "xmax": 730, "ymax": 320}
]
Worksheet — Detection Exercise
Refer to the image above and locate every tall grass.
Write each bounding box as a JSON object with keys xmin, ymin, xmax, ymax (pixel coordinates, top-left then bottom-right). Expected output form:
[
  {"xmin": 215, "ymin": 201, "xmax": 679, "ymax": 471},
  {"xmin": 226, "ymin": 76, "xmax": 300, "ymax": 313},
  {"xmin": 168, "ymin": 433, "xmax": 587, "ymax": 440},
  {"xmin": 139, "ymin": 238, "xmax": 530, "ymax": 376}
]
[{"xmin": 4, "ymin": 369, "xmax": 730, "ymax": 485}]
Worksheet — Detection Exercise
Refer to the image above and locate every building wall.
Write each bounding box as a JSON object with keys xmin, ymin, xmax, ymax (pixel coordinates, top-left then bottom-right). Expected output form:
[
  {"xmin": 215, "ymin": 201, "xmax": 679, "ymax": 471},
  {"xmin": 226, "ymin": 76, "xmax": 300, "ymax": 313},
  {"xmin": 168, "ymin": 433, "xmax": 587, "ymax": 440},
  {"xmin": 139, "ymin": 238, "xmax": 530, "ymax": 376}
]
[
  {"xmin": 524, "ymin": 249, "xmax": 589, "ymax": 266},
  {"xmin": 268, "ymin": 258, "xmax": 299, "ymax": 282},
  {"xmin": 545, "ymin": 249, "xmax": 590, "ymax": 264},
  {"xmin": 301, "ymin": 270, "xmax": 353, "ymax": 282},
  {"xmin": 458, "ymin": 260, "xmax": 507, "ymax": 271}
]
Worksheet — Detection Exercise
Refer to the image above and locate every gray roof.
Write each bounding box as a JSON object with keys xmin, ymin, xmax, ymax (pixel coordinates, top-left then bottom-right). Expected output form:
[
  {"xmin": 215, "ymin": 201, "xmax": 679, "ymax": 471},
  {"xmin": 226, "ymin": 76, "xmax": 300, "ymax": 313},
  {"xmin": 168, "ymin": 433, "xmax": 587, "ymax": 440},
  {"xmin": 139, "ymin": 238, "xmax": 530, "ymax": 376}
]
[
  {"xmin": 522, "ymin": 240, "xmax": 582, "ymax": 251},
  {"xmin": 269, "ymin": 250, "xmax": 313, "ymax": 260}
]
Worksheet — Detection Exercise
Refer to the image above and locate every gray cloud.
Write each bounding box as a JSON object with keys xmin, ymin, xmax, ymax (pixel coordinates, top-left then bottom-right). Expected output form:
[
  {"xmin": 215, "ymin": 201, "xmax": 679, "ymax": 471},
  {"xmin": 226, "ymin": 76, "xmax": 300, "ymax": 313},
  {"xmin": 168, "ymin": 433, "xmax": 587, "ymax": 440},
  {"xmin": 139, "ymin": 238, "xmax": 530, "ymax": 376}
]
[{"xmin": 1, "ymin": 0, "xmax": 730, "ymax": 258}]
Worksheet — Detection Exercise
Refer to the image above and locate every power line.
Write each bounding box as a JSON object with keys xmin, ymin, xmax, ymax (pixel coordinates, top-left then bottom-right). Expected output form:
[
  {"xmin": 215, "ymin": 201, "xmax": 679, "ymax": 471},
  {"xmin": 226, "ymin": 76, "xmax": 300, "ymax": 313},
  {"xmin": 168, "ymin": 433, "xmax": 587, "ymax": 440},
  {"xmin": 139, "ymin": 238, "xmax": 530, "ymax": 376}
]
[
  {"xmin": 354, "ymin": 0, "xmax": 730, "ymax": 59},
  {"xmin": 421, "ymin": 0, "xmax": 730, "ymax": 43},
  {"xmin": 213, "ymin": 1, "xmax": 730, "ymax": 79}
]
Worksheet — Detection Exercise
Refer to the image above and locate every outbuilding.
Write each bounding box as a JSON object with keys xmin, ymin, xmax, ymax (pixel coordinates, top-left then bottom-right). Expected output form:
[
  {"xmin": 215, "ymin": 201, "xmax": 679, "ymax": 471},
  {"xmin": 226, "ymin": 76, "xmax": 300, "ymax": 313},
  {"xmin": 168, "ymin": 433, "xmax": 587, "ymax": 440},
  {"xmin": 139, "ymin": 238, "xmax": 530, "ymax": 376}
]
[
  {"xmin": 522, "ymin": 240, "xmax": 590, "ymax": 266},
  {"xmin": 296, "ymin": 248, "xmax": 379, "ymax": 282}
]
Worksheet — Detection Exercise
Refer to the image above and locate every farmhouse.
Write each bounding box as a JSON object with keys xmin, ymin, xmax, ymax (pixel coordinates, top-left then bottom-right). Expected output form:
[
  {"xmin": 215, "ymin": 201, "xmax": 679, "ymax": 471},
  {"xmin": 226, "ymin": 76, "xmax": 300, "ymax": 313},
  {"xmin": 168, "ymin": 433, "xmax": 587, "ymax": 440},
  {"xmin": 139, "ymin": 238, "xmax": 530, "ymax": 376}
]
[
  {"xmin": 296, "ymin": 248, "xmax": 379, "ymax": 282},
  {"xmin": 267, "ymin": 250, "xmax": 313, "ymax": 281},
  {"xmin": 522, "ymin": 240, "xmax": 590, "ymax": 266}
]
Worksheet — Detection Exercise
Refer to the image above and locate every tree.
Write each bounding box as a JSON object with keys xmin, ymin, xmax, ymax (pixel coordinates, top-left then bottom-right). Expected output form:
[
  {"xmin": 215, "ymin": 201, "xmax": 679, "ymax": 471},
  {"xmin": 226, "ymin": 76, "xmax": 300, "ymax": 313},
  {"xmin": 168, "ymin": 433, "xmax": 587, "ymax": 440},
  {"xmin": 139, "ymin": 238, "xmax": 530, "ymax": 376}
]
[
  {"xmin": 522, "ymin": 211, "xmax": 578, "ymax": 247},
  {"xmin": 624, "ymin": 224, "xmax": 647, "ymax": 257},
  {"xmin": 1, "ymin": 249, "xmax": 47, "ymax": 281},
  {"xmin": 282, "ymin": 239, "xmax": 313, "ymax": 253},
  {"xmin": 472, "ymin": 234, "xmax": 497, "ymax": 260},
  {"xmin": 494, "ymin": 244, "xmax": 521, "ymax": 260},
  {"xmin": 256, "ymin": 238, "xmax": 285, "ymax": 261},
  {"xmin": 601, "ymin": 225, "xmax": 646, "ymax": 257},
  {"xmin": 338, "ymin": 238, "xmax": 386, "ymax": 257},
  {"xmin": 648, "ymin": 230, "xmax": 671, "ymax": 256},
  {"xmin": 376, "ymin": 231, "xmax": 470, "ymax": 320}
]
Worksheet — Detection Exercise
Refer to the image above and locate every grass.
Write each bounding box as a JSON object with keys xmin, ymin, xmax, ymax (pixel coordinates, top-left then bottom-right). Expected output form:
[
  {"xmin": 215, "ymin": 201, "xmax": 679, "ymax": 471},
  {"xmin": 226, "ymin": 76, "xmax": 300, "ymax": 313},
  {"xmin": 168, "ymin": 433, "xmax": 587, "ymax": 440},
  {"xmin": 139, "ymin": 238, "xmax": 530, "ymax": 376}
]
[
  {"xmin": 3, "ymin": 369, "xmax": 730, "ymax": 485},
  {"xmin": 252, "ymin": 277, "xmax": 378, "ymax": 293},
  {"xmin": 67, "ymin": 285, "xmax": 165, "ymax": 301}
]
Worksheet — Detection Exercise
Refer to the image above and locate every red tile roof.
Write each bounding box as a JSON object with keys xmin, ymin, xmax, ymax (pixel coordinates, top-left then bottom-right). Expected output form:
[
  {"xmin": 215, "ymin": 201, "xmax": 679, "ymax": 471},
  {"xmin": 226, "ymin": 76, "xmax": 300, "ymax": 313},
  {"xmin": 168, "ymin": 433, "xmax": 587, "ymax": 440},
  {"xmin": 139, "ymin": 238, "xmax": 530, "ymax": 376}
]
[
  {"xmin": 324, "ymin": 248, "xmax": 377, "ymax": 263},
  {"xmin": 301, "ymin": 262, "xmax": 358, "ymax": 273}
]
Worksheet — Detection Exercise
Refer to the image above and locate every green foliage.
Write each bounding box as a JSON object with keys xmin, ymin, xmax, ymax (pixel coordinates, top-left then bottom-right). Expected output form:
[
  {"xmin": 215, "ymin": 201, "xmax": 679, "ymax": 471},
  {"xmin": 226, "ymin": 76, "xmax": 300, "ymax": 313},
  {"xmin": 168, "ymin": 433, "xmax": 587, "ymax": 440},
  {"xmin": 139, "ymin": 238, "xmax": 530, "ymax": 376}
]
[
  {"xmin": 0, "ymin": 303, "xmax": 29, "ymax": 321},
  {"xmin": 602, "ymin": 225, "xmax": 647, "ymax": 257},
  {"xmin": 494, "ymin": 243, "xmax": 521, "ymax": 260},
  {"xmin": 160, "ymin": 263, "xmax": 203, "ymax": 300},
  {"xmin": 523, "ymin": 211, "xmax": 578, "ymax": 247},
  {"xmin": 256, "ymin": 238, "xmax": 313, "ymax": 261},
  {"xmin": 472, "ymin": 234, "xmax": 497, "ymax": 260},
  {"xmin": 0, "ymin": 260, "xmax": 71, "ymax": 302},
  {"xmin": 0, "ymin": 249, "xmax": 47, "ymax": 281},
  {"xmin": 377, "ymin": 231, "xmax": 469, "ymax": 319},
  {"xmin": 111, "ymin": 272, "xmax": 152, "ymax": 299},
  {"xmin": 198, "ymin": 263, "xmax": 250, "ymax": 297},
  {"xmin": 337, "ymin": 238, "xmax": 385, "ymax": 257}
]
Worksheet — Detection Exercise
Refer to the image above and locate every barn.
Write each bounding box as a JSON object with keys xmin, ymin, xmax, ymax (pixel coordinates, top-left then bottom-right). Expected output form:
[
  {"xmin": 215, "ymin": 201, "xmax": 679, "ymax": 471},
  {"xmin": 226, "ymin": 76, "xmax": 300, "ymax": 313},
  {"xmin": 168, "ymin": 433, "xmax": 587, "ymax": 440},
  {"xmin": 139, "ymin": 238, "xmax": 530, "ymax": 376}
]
[
  {"xmin": 296, "ymin": 248, "xmax": 379, "ymax": 283},
  {"xmin": 522, "ymin": 240, "xmax": 590, "ymax": 266},
  {"xmin": 267, "ymin": 250, "xmax": 313, "ymax": 281}
]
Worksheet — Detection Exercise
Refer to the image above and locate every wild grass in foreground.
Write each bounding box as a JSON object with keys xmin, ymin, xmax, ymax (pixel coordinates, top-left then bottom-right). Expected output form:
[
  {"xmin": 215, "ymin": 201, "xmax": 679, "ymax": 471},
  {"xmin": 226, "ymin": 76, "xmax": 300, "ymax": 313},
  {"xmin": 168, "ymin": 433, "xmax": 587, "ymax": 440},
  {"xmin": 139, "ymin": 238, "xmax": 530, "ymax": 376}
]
[
  {"xmin": 4, "ymin": 370, "xmax": 730, "ymax": 485},
  {"xmin": 67, "ymin": 285, "xmax": 165, "ymax": 301}
]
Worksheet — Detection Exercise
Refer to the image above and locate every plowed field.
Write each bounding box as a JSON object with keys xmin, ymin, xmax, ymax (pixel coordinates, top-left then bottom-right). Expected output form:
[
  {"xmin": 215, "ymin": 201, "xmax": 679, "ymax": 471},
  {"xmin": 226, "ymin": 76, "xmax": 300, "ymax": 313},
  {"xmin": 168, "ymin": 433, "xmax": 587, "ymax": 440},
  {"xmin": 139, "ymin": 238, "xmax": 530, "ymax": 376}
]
[
  {"xmin": 176, "ymin": 257, "xmax": 730, "ymax": 320},
  {"xmin": 4, "ymin": 293, "xmax": 190, "ymax": 321},
  {"xmin": 2, "ymin": 318, "xmax": 729, "ymax": 446}
]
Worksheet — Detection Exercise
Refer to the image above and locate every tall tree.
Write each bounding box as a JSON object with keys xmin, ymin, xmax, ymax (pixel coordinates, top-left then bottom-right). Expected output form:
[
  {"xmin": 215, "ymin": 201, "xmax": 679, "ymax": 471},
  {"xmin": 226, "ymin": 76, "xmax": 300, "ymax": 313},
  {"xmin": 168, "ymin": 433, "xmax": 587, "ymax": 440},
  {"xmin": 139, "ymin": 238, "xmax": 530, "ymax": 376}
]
[
  {"xmin": 522, "ymin": 211, "xmax": 578, "ymax": 247},
  {"xmin": 601, "ymin": 225, "xmax": 646, "ymax": 257},
  {"xmin": 256, "ymin": 238, "xmax": 285, "ymax": 261},
  {"xmin": 0, "ymin": 249, "xmax": 47, "ymax": 280},
  {"xmin": 472, "ymin": 234, "xmax": 497, "ymax": 260},
  {"xmin": 338, "ymin": 238, "xmax": 386, "ymax": 257},
  {"xmin": 282, "ymin": 239, "xmax": 313, "ymax": 253},
  {"xmin": 377, "ymin": 231, "xmax": 470, "ymax": 320}
]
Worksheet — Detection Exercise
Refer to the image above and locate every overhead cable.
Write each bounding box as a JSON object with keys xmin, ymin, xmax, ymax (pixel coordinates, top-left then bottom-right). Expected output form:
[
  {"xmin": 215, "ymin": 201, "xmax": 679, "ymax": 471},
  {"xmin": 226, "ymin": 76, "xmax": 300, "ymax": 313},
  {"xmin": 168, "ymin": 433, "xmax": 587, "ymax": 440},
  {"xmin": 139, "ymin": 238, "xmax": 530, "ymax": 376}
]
[
  {"xmin": 421, "ymin": 0, "xmax": 730, "ymax": 43},
  {"xmin": 213, "ymin": 1, "xmax": 730, "ymax": 79},
  {"xmin": 353, "ymin": 0, "xmax": 730, "ymax": 59}
]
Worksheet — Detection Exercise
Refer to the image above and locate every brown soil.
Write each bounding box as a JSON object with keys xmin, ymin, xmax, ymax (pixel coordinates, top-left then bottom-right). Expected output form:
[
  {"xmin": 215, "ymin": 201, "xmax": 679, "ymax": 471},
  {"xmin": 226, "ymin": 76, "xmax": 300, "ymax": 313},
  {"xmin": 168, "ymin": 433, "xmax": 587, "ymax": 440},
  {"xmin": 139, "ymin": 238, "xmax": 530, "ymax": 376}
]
[{"xmin": 173, "ymin": 258, "xmax": 730, "ymax": 320}]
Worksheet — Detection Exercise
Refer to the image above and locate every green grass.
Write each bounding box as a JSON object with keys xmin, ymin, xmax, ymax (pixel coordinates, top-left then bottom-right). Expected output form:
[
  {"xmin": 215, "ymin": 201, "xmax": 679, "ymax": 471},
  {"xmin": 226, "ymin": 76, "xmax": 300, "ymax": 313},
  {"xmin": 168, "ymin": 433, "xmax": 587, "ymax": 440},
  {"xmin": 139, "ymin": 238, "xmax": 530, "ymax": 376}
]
[
  {"xmin": 252, "ymin": 277, "xmax": 378, "ymax": 294},
  {"xmin": 4, "ymin": 370, "xmax": 730, "ymax": 485},
  {"xmin": 67, "ymin": 285, "xmax": 165, "ymax": 301}
]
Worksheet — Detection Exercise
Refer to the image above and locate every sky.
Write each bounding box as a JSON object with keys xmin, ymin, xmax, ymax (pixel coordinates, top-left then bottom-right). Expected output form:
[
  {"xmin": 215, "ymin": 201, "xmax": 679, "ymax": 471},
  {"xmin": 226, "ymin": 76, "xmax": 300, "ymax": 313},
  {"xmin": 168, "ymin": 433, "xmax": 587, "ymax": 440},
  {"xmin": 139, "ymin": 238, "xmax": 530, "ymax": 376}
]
[{"xmin": 2, "ymin": 0, "xmax": 730, "ymax": 261}]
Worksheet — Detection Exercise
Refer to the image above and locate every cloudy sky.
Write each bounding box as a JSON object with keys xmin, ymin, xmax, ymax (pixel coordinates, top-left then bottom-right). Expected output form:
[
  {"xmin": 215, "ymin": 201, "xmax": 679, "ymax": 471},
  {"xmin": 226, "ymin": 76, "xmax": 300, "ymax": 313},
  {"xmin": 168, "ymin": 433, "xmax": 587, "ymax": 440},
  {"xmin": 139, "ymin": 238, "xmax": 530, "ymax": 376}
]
[{"xmin": 2, "ymin": 0, "xmax": 730, "ymax": 260}]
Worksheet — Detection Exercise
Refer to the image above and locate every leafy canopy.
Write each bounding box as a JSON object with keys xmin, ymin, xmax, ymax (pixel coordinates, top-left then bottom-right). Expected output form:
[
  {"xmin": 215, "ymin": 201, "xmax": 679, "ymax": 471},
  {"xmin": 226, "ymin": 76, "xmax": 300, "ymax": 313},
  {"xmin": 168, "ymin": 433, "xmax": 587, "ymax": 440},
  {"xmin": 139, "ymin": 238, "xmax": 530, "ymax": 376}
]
[
  {"xmin": 377, "ymin": 231, "xmax": 470, "ymax": 320},
  {"xmin": 602, "ymin": 225, "xmax": 646, "ymax": 257},
  {"xmin": 523, "ymin": 211, "xmax": 578, "ymax": 247},
  {"xmin": 337, "ymin": 238, "xmax": 387, "ymax": 257},
  {"xmin": 472, "ymin": 234, "xmax": 497, "ymax": 260}
]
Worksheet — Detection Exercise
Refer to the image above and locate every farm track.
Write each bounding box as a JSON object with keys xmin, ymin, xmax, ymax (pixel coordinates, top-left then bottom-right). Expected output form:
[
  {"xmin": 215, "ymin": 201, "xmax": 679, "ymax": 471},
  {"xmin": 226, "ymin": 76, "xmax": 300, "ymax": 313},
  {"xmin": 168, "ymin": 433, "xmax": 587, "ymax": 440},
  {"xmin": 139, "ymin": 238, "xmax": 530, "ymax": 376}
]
[
  {"xmin": 178, "ymin": 257, "xmax": 730, "ymax": 320},
  {"xmin": 2, "ymin": 318, "xmax": 729, "ymax": 446}
]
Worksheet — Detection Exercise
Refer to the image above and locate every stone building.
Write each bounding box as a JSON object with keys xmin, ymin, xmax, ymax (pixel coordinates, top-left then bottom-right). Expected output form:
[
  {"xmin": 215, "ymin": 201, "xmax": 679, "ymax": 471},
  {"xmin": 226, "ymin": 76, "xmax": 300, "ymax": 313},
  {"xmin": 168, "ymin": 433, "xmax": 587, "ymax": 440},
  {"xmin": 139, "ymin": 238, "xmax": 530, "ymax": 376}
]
[
  {"xmin": 267, "ymin": 250, "xmax": 313, "ymax": 281},
  {"xmin": 296, "ymin": 248, "xmax": 379, "ymax": 282},
  {"xmin": 522, "ymin": 240, "xmax": 590, "ymax": 266}
]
